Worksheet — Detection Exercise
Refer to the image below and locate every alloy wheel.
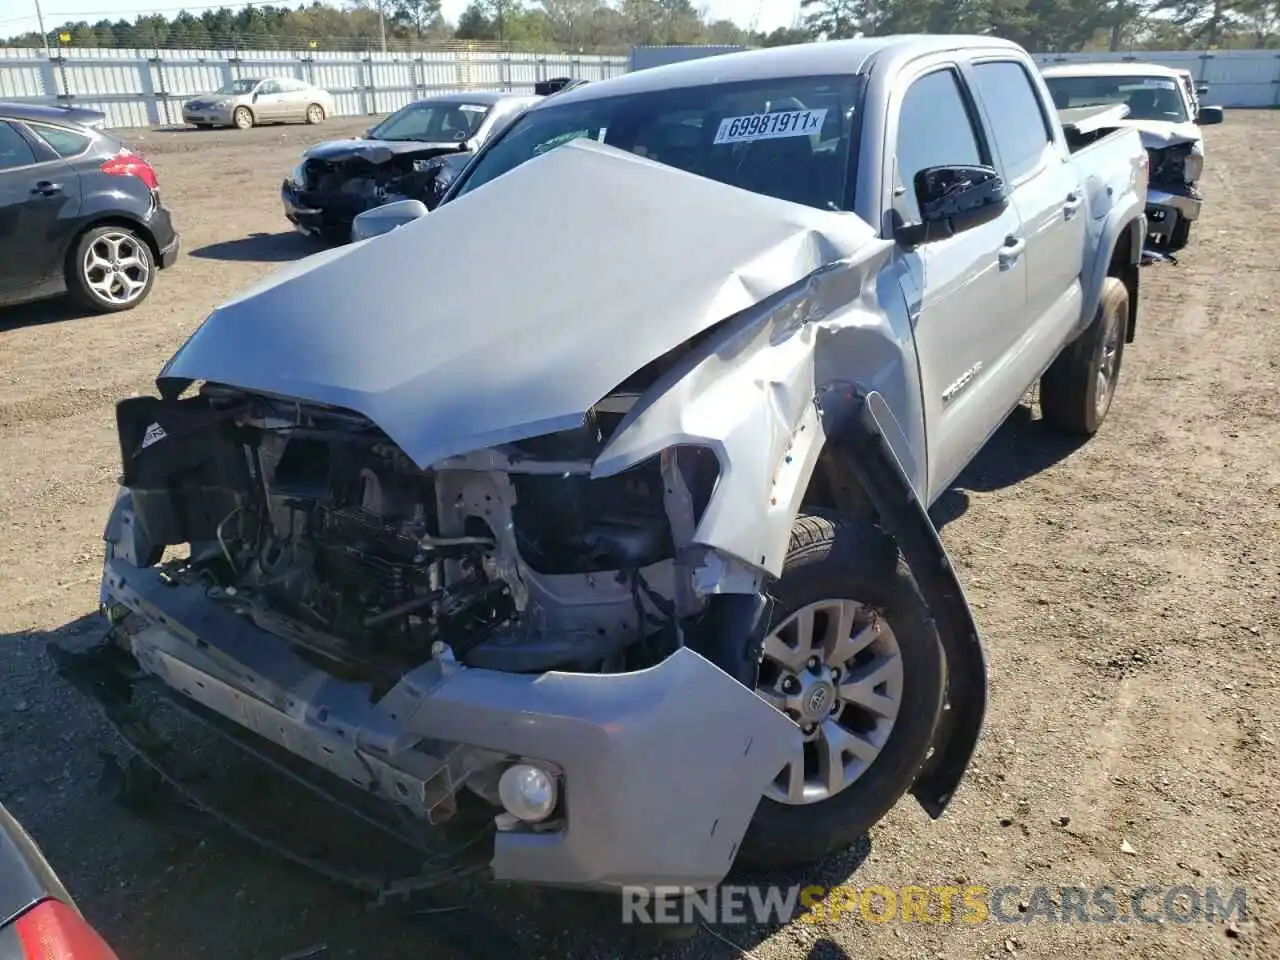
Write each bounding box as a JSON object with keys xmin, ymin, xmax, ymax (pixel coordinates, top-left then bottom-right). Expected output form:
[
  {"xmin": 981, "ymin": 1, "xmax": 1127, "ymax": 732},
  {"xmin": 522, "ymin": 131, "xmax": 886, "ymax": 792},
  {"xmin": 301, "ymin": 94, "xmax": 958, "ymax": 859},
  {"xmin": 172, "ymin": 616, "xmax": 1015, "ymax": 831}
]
[{"xmin": 756, "ymin": 599, "xmax": 904, "ymax": 805}]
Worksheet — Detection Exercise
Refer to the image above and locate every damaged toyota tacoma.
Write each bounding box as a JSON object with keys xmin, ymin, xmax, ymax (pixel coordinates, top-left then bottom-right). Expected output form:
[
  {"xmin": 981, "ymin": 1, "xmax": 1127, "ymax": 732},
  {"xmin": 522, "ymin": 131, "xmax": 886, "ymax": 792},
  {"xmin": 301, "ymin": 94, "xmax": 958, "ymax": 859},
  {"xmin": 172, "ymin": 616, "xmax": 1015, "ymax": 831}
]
[
  {"xmin": 65, "ymin": 36, "xmax": 1150, "ymax": 898},
  {"xmin": 1043, "ymin": 62, "xmax": 1224, "ymax": 253}
]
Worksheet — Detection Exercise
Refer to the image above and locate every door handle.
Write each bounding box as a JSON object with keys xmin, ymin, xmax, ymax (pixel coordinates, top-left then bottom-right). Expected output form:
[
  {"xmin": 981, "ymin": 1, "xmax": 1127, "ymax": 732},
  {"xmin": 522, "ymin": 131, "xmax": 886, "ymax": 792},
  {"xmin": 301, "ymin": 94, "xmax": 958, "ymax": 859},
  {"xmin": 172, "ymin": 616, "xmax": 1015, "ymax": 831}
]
[
  {"xmin": 1063, "ymin": 192, "xmax": 1083, "ymax": 219},
  {"xmin": 32, "ymin": 181, "xmax": 62, "ymax": 196},
  {"xmin": 998, "ymin": 234, "xmax": 1026, "ymax": 269}
]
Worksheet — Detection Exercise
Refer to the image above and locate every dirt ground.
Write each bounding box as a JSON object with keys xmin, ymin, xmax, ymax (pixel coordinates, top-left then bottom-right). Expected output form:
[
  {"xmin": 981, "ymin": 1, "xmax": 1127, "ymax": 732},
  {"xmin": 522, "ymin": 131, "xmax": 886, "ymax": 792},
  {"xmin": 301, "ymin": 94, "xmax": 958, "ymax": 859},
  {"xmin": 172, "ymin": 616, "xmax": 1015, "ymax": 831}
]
[{"xmin": 1, "ymin": 110, "xmax": 1277, "ymax": 960}]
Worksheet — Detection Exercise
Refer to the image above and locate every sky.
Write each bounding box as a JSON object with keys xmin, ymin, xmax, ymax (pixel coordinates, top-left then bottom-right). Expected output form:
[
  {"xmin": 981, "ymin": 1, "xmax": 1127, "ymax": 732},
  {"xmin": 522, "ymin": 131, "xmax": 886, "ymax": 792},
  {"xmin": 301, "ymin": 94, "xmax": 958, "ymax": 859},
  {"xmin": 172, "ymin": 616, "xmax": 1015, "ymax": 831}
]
[{"xmin": 2, "ymin": 0, "xmax": 804, "ymax": 40}]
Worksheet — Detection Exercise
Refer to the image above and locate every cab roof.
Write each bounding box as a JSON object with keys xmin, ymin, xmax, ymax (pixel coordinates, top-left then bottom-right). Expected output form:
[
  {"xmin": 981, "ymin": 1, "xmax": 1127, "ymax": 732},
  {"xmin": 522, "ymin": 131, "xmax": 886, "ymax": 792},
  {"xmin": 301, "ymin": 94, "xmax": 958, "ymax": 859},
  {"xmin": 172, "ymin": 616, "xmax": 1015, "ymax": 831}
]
[{"xmin": 546, "ymin": 35, "xmax": 1027, "ymax": 107}]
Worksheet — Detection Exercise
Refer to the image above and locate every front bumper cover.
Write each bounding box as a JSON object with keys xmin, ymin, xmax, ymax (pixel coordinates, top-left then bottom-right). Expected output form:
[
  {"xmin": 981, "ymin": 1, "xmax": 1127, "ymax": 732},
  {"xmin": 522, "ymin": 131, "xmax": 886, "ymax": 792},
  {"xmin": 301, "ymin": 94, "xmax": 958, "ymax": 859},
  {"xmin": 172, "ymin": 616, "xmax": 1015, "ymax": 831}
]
[
  {"xmin": 89, "ymin": 495, "xmax": 798, "ymax": 893},
  {"xmin": 281, "ymin": 180, "xmax": 364, "ymax": 241},
  {"xmin": 1146, "ymin": 182, "xmax": 1202, "ymax": 229},
  {"xmin": 183, "ymin": 107, "xmax": 235, "ymax": 126}
]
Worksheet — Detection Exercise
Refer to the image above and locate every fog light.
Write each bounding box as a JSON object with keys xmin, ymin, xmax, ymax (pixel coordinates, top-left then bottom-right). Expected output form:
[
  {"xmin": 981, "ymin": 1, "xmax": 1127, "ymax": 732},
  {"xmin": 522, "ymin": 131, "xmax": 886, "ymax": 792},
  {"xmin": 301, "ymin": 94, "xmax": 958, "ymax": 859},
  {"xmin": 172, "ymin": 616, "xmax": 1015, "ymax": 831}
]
[{"xmin": 498, "ymin": 763, "xmax": 557, "ymax": 822}]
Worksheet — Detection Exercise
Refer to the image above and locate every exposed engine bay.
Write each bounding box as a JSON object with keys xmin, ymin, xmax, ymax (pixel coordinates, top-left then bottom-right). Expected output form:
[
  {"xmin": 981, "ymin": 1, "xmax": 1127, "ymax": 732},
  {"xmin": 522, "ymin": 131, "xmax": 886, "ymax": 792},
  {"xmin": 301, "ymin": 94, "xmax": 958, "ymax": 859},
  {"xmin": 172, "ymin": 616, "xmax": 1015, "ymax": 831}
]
[
  {"xmin": 1147, "ymin": 142, "xmax": 1197, "ymax": 187},
  {"xmin": 298, "ymin": 149, "xmax": 463, "ymax": 219},
  {"xmin": 115, "ymin": 381, "xmax": 721, "ymax": 685}
]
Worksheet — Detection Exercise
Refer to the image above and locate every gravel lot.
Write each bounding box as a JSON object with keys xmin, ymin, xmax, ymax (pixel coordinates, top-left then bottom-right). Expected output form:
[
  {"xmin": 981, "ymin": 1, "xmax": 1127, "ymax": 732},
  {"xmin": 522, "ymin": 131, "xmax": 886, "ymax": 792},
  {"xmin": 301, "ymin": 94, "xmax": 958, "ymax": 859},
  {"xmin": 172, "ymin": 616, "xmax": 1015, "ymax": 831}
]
[{"xmin": 1, "ymin": 111, "xmax": 1277, "ymax": 960}]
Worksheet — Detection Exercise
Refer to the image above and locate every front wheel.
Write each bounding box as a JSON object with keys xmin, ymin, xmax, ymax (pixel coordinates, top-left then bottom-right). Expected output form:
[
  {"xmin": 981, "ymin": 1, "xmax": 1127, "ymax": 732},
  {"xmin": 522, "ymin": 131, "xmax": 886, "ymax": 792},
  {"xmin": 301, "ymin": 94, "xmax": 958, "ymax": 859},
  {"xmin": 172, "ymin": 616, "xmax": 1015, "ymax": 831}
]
[
  {"xmin": 233, "ymin": 106, "xmax": 254, "ymax": 130},
  {"xmin": 738, "ymin": 513, "xmax": 946, "ymax": 869},
  {"xmin": 305, "ymin": 103, "xmax": 325, "ymax": 124}
]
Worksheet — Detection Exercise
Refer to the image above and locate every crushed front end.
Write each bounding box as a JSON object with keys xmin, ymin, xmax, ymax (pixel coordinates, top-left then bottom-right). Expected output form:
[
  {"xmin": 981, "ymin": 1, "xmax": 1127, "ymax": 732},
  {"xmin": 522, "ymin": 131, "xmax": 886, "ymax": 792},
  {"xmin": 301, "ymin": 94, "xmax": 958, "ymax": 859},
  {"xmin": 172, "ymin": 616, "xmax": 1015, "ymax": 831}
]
[
  {"xmin": 283, "ymin": 150, "xmax": 462, "ymax": 242},
  {"xmin": 73, "ymin": 384, "xmax": 797, "ymax": 893},
  {"xmin": 1143, "ymin": 140, "xmax": 1203, "ymax": 252}
]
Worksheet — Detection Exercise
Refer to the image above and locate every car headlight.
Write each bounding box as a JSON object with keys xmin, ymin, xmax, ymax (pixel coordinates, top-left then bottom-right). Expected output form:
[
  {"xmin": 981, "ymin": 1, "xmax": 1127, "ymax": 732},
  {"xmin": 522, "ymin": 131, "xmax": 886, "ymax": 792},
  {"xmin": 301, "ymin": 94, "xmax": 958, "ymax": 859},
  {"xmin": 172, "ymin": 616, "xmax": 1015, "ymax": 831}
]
[
  {"xmin": 211, "ymin": 99, "xmax": 231, "ymax": 109},
  {"xmin": 1183, "ymin": 144, "xmax": 1204, "ymax": 183}
]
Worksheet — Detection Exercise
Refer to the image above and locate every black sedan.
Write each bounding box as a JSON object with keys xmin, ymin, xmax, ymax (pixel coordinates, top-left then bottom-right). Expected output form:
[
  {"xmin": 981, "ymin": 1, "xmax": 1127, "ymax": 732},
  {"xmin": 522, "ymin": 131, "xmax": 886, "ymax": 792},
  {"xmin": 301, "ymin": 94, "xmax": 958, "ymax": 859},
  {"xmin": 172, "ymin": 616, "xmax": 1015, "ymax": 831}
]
[
  {"xmin": 0, "ymin": 801, "xmax": 119, "ymax": 958},
  {"xmin": 0, "ymin": 102, "xmax": 179, "ymax": 313},
  {"xmin": 281, "ymin": 90, "xmax": 542, "ymax": 243}
]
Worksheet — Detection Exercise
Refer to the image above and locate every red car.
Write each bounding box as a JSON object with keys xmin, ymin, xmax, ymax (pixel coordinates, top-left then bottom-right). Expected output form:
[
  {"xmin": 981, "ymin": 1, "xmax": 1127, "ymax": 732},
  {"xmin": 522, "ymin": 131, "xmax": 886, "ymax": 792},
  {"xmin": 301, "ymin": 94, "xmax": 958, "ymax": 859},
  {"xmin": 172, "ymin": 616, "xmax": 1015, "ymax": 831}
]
[{"xmin": 0, "ymin": 802, "xmax": 118, "ymax": 959}]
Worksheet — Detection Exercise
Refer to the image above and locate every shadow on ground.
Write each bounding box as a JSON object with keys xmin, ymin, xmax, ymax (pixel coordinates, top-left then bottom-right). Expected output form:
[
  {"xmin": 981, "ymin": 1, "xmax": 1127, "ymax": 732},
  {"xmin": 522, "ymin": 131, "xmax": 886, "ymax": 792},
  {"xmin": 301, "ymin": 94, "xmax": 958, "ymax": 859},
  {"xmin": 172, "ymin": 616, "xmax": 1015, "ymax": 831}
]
[
  {"xmin": 0, "ymin": 296, "xmax": 106, "ymax": 331},
  {"xmin": 189, "ymin": 231, "xmax": 318, "ymax": 263},
  {"xmin": 931, "ymin": 404, "xmax": 1090, "ymax": 529}
]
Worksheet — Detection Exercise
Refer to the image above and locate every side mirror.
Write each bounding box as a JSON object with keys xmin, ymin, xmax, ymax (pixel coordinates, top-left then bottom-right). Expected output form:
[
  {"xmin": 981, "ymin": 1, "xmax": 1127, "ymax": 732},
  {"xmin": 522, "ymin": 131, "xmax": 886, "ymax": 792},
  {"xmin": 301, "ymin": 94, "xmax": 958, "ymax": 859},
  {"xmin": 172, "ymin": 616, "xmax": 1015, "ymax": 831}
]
[
  {"xmin": 1196, "ymin": 105, "xmax": 1224, "ymax": 125},
  {"xmin": 1195, "ymin": 83, "xmax": 1209, "ymax": 96},
  {"xmin": 895, "ymin": 164, "xmax": 1008, "ymax": 247},
  {"xmin": 351, "ymin": 198, "xmax": 429, "ymax": 243}
]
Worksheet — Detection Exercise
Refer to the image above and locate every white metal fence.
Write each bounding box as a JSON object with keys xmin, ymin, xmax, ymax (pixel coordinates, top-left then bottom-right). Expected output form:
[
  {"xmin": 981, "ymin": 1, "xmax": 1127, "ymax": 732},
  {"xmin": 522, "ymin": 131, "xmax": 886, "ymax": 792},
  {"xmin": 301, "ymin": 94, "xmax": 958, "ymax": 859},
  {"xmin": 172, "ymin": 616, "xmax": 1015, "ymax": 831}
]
[
  {"xmin": 0, "ymin": 46, "xmax": 630, "ymax": 129},
  {"xmin": 1, "ymin": 45, "xmax": 1276, "ymax": 129}
]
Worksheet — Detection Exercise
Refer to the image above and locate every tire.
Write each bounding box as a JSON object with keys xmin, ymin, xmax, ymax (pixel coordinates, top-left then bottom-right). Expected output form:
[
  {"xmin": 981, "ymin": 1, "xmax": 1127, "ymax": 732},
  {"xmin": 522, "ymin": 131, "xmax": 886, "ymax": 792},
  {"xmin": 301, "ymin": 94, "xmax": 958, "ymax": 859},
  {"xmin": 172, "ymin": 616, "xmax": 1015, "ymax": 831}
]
[
  {"xmin": 233, "ymin": 106, "xmax": 254, "ymax": 130},
  {"xmin": 66, "ymin": 224, "xmax": 156, "ymax": 313},
  {"xmin": 737, "ymin": 512, "xmax": 946, "ymax": 868},
  {"xmin": 305, "ymin": 103, "xmax": 325, "ymax": 125},
  {"xmin": 1039, "ymin": 277, "xmax": 1129, "ymax": 436},
  {"xmin": 1169, "ymin": 219, "xmax": 1191, "ymax": 250}
]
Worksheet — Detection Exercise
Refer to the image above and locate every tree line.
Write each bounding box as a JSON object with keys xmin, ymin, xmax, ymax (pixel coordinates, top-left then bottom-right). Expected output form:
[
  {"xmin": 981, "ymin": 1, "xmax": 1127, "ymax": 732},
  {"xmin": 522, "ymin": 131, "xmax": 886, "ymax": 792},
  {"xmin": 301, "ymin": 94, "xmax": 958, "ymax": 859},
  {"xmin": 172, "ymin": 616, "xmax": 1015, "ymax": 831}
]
[{"xmin": 2, "ymin": 0, "xmax": 1276, "ymax": 54}]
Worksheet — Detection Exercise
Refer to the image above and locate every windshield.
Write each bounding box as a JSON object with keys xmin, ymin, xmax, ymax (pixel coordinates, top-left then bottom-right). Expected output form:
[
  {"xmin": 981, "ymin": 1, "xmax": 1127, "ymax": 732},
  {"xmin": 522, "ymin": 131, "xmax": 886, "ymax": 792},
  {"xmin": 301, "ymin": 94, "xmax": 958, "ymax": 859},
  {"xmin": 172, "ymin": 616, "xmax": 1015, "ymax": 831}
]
[
  {"xmin": 368, "ymin": 101, "xmax": 491, "ymax": 142},
  {"xmin": 449, "ymin": 74, "xmax": 862, "ymax": 212},
  {"xmin": 1044, "ymin": 75, "xmax": 1189, "ymax": 123},
  {"xmin": 215, "ymin": 79, "xmax": 260, "ymax": 96}
]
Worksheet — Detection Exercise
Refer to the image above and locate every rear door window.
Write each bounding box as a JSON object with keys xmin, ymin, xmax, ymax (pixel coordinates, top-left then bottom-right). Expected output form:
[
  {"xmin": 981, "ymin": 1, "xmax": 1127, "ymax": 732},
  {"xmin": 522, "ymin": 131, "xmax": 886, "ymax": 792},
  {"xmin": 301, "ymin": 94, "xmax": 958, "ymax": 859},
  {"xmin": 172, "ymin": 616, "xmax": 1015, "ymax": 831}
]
[{"xmin": 970, "ymin": 60, "xmax": 1054, "ymax": 182}]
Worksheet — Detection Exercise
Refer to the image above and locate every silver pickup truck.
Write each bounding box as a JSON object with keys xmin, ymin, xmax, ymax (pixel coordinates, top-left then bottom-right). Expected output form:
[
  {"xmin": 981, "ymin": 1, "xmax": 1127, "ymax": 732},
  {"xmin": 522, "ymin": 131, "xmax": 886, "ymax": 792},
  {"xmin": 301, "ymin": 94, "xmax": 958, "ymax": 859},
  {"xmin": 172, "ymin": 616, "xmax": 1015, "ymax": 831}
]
[{"xmin": 65, "ymin": 36, "xmax": 1148, "ymax": 901}]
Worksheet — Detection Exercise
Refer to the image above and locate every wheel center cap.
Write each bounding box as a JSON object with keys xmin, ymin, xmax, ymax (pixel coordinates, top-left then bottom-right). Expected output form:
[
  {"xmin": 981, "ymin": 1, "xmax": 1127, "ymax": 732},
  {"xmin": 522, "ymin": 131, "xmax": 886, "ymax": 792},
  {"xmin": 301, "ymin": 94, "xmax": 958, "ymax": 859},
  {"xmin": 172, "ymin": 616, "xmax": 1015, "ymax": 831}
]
[{"xmin": 801, "ymin": 680, "xmax": 836, "ymax": 721}]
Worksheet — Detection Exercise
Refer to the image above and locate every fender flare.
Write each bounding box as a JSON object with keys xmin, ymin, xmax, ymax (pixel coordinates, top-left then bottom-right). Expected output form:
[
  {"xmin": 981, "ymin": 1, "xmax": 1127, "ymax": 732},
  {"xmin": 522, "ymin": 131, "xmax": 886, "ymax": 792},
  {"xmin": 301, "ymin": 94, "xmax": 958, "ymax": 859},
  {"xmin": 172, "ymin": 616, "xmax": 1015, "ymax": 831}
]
[
  {"xmin": 816, "ymin": 385, "xmax": 987, "ymax": 818},
  {"xmin": 1081, "ymin": 207, "xmax": 1145, "ymax": 343}
]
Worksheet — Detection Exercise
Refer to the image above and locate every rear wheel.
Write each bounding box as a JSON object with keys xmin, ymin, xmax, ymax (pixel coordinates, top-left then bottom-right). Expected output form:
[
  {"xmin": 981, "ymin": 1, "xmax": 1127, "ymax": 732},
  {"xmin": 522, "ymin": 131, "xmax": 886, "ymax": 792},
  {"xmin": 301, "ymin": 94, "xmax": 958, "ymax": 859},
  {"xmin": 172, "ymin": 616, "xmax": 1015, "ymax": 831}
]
[
  {"xmin": 1039, "ymin": 277, "xmax": 1128, "ymax": 436},
  {"xmin": 233, "ymin": 106, "xmax": 254, "ymax": 130},
  {"xmin": 738, "ymin": 513, "xmax": 946, "ymax": 868},
  {"xmin": 66, "ymin": 225, "xmax": 155, "ymax": 313},
  {"xmin": 305, "ymin": 103, "xmax": 325, "ymax": 124}
]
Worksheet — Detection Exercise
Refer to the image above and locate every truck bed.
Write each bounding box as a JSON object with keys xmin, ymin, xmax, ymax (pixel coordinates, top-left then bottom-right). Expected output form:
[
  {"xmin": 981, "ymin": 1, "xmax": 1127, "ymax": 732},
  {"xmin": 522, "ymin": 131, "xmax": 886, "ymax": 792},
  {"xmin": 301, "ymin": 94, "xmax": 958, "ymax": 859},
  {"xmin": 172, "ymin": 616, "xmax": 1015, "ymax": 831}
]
[{"xmin": 1058, "ymin": 103, "xmax": 1132, "ymax": 152}]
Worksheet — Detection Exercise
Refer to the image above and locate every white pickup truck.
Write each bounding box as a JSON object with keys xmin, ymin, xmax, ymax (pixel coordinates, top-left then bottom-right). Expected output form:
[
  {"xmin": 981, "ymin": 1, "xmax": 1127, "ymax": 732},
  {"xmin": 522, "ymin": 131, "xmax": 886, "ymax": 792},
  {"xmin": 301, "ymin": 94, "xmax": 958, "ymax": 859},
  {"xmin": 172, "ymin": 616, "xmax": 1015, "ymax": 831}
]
[
  {"xmin": 70, "ymin": 36, "xmax": 1150, "ymax": 901},
  {"xmin": 1042, "ymin": 61, "xmax": 1224, "ymax": 252}
]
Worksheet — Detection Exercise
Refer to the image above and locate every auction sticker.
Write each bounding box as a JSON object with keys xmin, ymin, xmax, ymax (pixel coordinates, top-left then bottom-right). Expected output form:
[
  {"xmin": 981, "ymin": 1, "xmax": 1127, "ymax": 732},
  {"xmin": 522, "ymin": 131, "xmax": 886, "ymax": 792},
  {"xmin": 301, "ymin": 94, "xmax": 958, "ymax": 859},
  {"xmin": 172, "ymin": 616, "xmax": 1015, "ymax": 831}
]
[{"xmin": 713, "ymin": 108, "xmax": 827, "ymax": 145}]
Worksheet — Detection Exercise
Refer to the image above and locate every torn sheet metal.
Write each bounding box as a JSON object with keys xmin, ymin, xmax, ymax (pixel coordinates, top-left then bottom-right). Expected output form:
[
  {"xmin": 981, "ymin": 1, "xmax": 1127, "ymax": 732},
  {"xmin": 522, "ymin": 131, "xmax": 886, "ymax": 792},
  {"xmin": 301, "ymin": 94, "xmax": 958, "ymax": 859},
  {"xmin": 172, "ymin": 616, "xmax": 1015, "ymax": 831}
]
[
  {"xmin": 1056, "ymin": 103, "xmax": 1130, "ymax": 137},
  {"xmin": 592, "ymin": 239, "xmax": 913, "ymax": 579},
  {"xmin": 1119, "ymin": 117, "xmax": 1202, "ymax": 150},
  {"xmin": 157, "ymin": 138, "xmax": 878, "ymax": 470}
]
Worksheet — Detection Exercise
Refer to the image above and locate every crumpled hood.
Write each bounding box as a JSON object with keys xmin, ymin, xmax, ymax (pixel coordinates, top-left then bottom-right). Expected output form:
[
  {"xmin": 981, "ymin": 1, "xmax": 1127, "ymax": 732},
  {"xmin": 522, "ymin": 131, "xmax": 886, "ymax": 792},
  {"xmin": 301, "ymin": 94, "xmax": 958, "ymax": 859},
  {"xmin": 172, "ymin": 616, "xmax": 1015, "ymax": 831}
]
[
  {"xmin": 158, "ymin": 138, "xmax": 877, "ymax": 468},
  {"xmin": 304, "ymin": 138, "xmax": 465, "ymax": 164},
  {"xmin": 1119, "ymin": 118, "xmax": 1202, "ymax": 149}
]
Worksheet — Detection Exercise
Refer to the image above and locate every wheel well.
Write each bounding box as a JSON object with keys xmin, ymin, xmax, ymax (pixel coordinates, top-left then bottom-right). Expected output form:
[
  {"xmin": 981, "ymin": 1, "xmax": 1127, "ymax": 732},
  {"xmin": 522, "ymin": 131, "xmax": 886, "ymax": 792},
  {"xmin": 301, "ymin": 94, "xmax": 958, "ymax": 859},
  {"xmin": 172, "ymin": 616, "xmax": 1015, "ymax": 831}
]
[
  {"xmin": 68, "ymin": 216, "xmax": 161, "ymax": 271},
  {"xmin": 801, "ymin": 446, "xmax": 878, "ymax": 521},
  {"xmin": 1109, "ymin": 220, "xmax": 1141, "ymax": 343}
]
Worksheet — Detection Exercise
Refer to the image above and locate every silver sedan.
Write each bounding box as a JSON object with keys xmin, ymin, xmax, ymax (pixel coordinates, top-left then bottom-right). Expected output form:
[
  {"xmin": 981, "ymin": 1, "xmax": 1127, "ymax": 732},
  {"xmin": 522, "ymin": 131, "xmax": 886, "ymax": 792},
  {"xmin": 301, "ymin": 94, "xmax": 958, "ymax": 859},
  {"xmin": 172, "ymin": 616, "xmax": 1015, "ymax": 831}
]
[{"xmin": 181, "ymin": 77, "xmax": 337, "ymax": 130}]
